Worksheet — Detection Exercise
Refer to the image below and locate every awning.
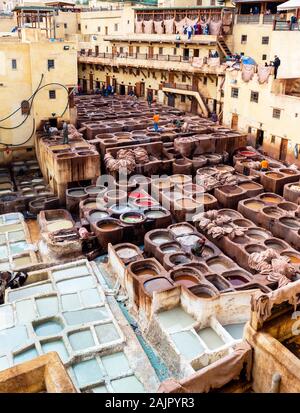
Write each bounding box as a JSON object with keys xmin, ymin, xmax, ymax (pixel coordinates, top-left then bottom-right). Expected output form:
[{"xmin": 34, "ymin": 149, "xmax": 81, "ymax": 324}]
[{"xmin": 277, "ymin": 0, "xmax": 300, "ymax": 9}]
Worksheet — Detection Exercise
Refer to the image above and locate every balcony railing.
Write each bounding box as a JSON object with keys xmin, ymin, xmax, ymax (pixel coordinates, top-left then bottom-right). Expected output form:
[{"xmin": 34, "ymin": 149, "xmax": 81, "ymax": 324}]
[
  {"xmin": 274, "ymin": 21, "xmax": 300, "ymax": 31},
  {"xmin": 262, "ymin": 14, "xmax": 274, "ymax": 24},
  {"xmin": 163, "ymin": 82, "xmax": 197, "ymax": 92},
  {"xmin": 236, "ymin": 14, "xmax": 260, "ymax": 24},
  {"xmin": 80, "ymin": 51, "xmax": 193, "ymax": 63}
]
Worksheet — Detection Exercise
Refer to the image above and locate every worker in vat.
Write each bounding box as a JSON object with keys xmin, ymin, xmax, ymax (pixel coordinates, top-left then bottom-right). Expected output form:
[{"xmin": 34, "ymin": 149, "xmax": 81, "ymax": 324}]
[
  {"xmin": 191, "ymin": 237, "xmax": 206, "ymax": 257},
  {"xmin": 260, "ymin": 159, "xmax": 269, "ymax": 172},
  {"xmin": 63, "ymin": 121, "xmax": 69, "ymax": 145},
  {"xmin": 147, "ymin": 90, "xmax": 153, "ymax": 108},
  {"xmin": 153, "ymin": 112, "xmax": 160, "ymax": 132},
  {"xmin": 211, "ymin": 111, "xmax": 218, "ymax": 123},
  {"xmin": 43, "ymin": 121, "xmax": 51, "ymax": 138},
  {"xmin": 181, "ymin": 119, "xmax": 190, "ymax": 133}
]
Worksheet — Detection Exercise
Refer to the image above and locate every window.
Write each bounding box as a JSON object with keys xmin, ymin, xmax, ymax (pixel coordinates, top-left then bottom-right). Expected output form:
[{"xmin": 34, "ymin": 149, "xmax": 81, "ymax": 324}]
[
  {"xmin": 194, "ymin": 49, "xmax": 199, "ymax": 57},
  {"xmin": 119, "ymin": 47, "xmax": 124, "ymax": 54},
  {"xmin": 197, "ymin": 0, "xmax": 202, "ymax": 4},
  {"xmin": 273, "ymin": 108, "xmax": 281, "ymax": 119},
  {"xmin": 105, "ymin": 27, "xmax": 108, "ymax": 35},
  {"xmin": 11, "ymin": 59, "xmax": 17, "ymax": 70},
  {"xmin": 231, "ymin": 87, "xmax": 239, "ymax": 98},
  {"xmin": 49, "ymin": 90, "xmax": 56, "ymax": 99},
  {"xmin": 271, "ymin": 135, "xmax": 276, "ymax": 143},
  {"xmin": 97, "ymin": 26, "xmax": 100, "ymax": 32},
  {"xmin": 262, "ymin": 36, "xmax": 269, "ymax": 45},
  {"xmin": 250, "ymin": 91, "xmax": 259, "ymax": 103},
  {"xmin": 248, "ymin": 127, "xmax": 252, "ymax": 133},
  {"xmin": 78, "ymin": 23, "xmax": 81, "ymax": 30},
  {"xmin": 210, "ymin": 0, "xmax": 215, "ymax": 5},
  {"xmin": 181, "ymin": 95, "xmax": 186, "ymax": 103},
  {"xmin": 85, "ymin": 25, "xmax": 87, "ymax": 29},
  {"xmin": 64, "ymin": 23, "xmax": 67, "ymax": 29},
  {"xmin": 173, "ymin": 48, "xmax": 177, "ymax": 55},
  {"xmin": 159, "ymin": 47, "xmax": 163, "ymax": 55},
  {"xmin": 241, "ymin": 35, "xmax": 247, "ymax": 44},
  {"xmin": 47, "ymin": 59, "xmax": 55, "ymax": 70},
  {"xmin": 114, "ymin": 24, "xmax": 118, "ymax": 31},
  {"xmin": 203, "ymin": 77, "xmax": 207, "ymax": 85},
  {"xmin": 262, "ymin": 54, "xmax": 267, "ymax": 61},
  {"xmin": 182, "ymin": 74, "xmax": 186, "ymax": 82}
]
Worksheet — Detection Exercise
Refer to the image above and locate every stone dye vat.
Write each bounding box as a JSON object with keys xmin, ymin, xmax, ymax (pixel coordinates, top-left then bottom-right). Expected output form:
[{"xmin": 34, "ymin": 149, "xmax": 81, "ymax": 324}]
[
  {"xmin": 0, "ymin": 213, "xmax": 38, "ymax": 272},
  {"xmin": 1, "ymin": 259, "xmax": 159, "ymax": 393}
]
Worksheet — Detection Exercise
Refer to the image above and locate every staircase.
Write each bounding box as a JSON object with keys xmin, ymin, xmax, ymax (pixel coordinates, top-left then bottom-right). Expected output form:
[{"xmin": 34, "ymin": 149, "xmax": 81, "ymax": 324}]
[{"xmin": 217, "ymin": 36, "xmax": 232, "ymax": 57}]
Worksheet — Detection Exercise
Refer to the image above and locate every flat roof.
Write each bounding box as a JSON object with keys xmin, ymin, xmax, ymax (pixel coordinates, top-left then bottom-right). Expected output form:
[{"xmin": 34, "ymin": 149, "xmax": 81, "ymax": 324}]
[{"xmin": 13, "ymin": 6, "xmax": 56, "ymax": 12}]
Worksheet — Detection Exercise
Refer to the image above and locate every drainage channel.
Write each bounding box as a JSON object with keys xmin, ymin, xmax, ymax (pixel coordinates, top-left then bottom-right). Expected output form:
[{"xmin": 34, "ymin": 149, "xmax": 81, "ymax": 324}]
[{"xmin": 94, "ymin": 255, "xmax": 170, "ymax": 383}]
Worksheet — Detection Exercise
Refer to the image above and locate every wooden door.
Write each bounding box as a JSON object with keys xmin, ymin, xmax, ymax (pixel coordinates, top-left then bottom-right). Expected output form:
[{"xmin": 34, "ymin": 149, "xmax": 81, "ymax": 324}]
[
  {"xmin": 148, "ymin": 46, "xmax": 154, "ymax": 58},
  {"xmin": 168, "ymin": 72, "xmax": 175, "ymax": 87},
  {"xmin": 192, "ymin": 75, "xmax": 198, "ymax": 90},
  {"xmin": 89, "ymin": 73, "xmax": 94, "ymax": 91},
  {"xmin": 112, "ymin": 78, "xmax": 117, "ymax": 90},
  {"xmin": 129, "ymin": 45, "xmax": 133, "ymax": 56},
  {"xmin": 135, "ymin": 82, "xmax": 141, "ymax": 97},
  {"xmin": 140, "ymin": 82, "xmax": 145, "ymax": 97},
  {"xmin": 95, "ymin": 45, "xmax": 99, "ymax": 56},
  {"xmin": 280, "ymin": 138, "xmax": 288, "ymax": 161},
  {"xmin": 168, "ymin": 93, "xmax": 175, "ymax": 107},
  {"xmin": 231, "ymin": 113, "xmax": 238, "ymax": 130},
  {"xmin": 112, "ymin": 46, "xmax": 117, "ymax": 57},
  {"xmin": 106, "ymin": 75, "xmax": 110, "ymax": 87},
  {"xmin": 82, "ymin": 79, "xmax": 87, "ymax": 93}
]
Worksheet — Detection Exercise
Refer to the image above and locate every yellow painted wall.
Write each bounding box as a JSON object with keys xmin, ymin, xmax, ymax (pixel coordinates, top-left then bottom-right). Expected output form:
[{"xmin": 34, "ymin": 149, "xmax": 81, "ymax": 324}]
[
  {"xmin": 0, "ymin": 29, "xmax": 77, "ymax": 148},
  {"xmin": 0, "ymin": 15, "xmax": 17, "ymax": 32}
]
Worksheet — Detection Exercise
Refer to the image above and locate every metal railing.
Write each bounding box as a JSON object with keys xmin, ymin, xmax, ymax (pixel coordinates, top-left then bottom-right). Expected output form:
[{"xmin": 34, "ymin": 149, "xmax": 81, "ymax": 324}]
[
  {"xmin": 262, "ymin": 14, "xmax": 274, "ymax": 24},
  {"xmin": 274, "ymin": 21, "xmax": 300, "ymax": 31},
  {"xmin": 236, "ymin": 14, "xmax": 260, "ymax": 24}
]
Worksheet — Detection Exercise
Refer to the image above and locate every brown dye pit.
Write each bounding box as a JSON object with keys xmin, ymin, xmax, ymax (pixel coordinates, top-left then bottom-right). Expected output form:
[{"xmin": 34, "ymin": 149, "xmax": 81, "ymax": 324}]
[
  {"xmin": 266, "ymin": 172, "xmax": 283, "ymax": 179},
  {"xmin": 246, "ymin": 229, "xmax": 269, "ymax": 240},
  {"xmin": 176, "ymin": 198, "xmax": 198, "ymax": 209},
  {"xmin": 245, "ymin": 201, "xmax": 264, "ymax": 211},
  {"xmin": 98, "ymin": 223, "xmax": 120, "ymax": 231},
  {"xmin": 174, "ymin": 275, "xmax": 199, "ymax": 288},
  {"xmin": 227, "ymin": 275, "xmax": 248, "ymax": 286},
  {"xmin": 260, "ymin": 195, "xmax": 281, "ymax": 204},
  {"xmin": 262, "ymin": 207, "xmax": 282, "ymax": 218},
  {"xmin": 143, "ymin": 278, "xmax": 173, "ymax": 295},
  {"xmin": 264, "ymin": 240, "xmax": 286, "ymax": 251},
  {"xmin": 84, "ymin": 201, "xmax": 98, "ymax": 209},
  {"xmin": 281, "ymin": 253, "xmax": 300, "ymax": 264},
  {"xmin": 135, "ymin": 268, "xmax": 158, "ymax": 277},
  {"xmin": 117, "ymin": 247, "xmax": 138, "ymax": 260},
  {"xmin": 280, "ymin": 218, "xmax": 300, "ymax": 229},
  {"xmin": 239, "ymin": 182, "xmax": 261, "ymax": 190}
]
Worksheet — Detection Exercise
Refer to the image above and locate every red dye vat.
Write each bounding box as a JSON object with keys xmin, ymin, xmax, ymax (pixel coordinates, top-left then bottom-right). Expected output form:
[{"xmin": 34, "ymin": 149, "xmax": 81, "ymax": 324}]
[
  {"xmin": 129, "ymin": 192, "xmax": 144, "ymax": 199},
  {"xmin": 239, "ymin": 151, "xmax": 257, "ymax": 158}
]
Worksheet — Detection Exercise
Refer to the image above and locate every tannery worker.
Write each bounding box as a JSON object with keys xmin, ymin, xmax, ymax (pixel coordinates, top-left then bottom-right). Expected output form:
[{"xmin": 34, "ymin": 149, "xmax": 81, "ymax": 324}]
[
  {"xmin": 260, "ymin": 159, "xmax": 269, "ymax": 171},
  {"xmin": 191, "ymin": 237, "xmax": 206, "ymax": 257},
  {"xmin": 63, "ymin": 121, "xmax": 69, "ymax": 145},
  {"xmin": 153, "ymin": 112, "xmax": 160, "ymax": 132}
]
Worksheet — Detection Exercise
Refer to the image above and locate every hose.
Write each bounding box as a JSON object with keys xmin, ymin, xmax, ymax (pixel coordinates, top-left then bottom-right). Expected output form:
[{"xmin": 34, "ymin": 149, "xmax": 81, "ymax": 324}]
[{"xmin": 0, "ymin": 74, "xmax": 44, "ymax": 123}]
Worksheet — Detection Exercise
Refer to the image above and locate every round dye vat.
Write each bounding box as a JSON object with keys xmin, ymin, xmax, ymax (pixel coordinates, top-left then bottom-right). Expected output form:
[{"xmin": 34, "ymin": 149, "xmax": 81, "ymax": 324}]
[
  {"xmin": 110, "ymin": 204, "xmax": 132, "ymax": 215},
  {"xmin": 233, "ymin": 219, "xmax": 252, "ymax": 228},
  {"xmin": 117, "ymin": 247, "xmax": 138, "ymax": 260},
  {"xmin": 34, "ymin": 320, "xmax": 63, "ymax": 337},
  {"xmin": 144, "ymin": 209, "xmax": 166, "ymax": 219},
  {"xmin": 177, "ymin": 235, "xmax": 201, "ymax": 247},
  {"xmin": 170, "ymin": 175, "xmax": 191, "ymax": 185},
  {"xmin": 151, "ymin": 234, "xmax": 173, "ymax": 245},
  {"xmin": 83, "ymin": 201, "xmax": 98, "ymax": 209},
  {"xmin": 265, "ymin": 172, "xmax": 284, "ymax": 179},
  {"xmin": 89, "ymin": 211, "xmax": 109, "ymax": 221},
  {"xmin": 238, "ymin": 182, "xmax": 261, "ymax": 190},
  {"xmin": 156, "ymin": 180, "xmax": 171, "ymax": 189},
  {"xmin": 68, "ymin": 189, "xmax": 86, "ymax": 197},
  {"xmin": 246, "ymin": 228, "xmax": 269, "ymax": 241},
  {"xmin": 226, "ymin": 275, "xmax": 248, "ymax": 286},
  {"xmin": 262, "ymin": 207, "xmax": 282, "ymax": 218},
  {"xmin": 170, "ymin": 254, "xmax": 192, "ymax": 266},
  {"xmin": 239, "ymin": 150, "xmax": 257, "ymax": 157},
  {"xmin": 120, "ymin": 212, "xmax": 145, "ymax": 224},
  {"xmin": 129, "ymin": 191, "xmax": 144, "ymax": 199},
  {"xmin": 280, "ymin": 217, "xmax": 300, "ymax": 229},
  {"xmin": 264, "ymin": 239, "xmax": 287, "ymax": 251},
  {"xmin": 135, "ymin": 198, "xmax": 156, "ymax": 207},
  {"xmin": 143, "ymin": 278, "xmax": 173, "ymax": 296},
  {"xmin": 281, "ymin": 252, "xmax": 300, "ymax": 264},
  {"xmin": 244, "ymin": 200, "xmax": 265, "ymax": 211},
  {"xmin": 260, "ymin": 195, "xmax": 282, "ymax": 204},
  {"xmin": 160, "ymin": 244, "xmax": 181, "ymax": 254},
  {"xmin": 173, "ymin": 275, "xmax": 199, "ymax": 288},
  {"xmin": 97, "ymin": 222, "xmax": 120, "ymax": 231},
  {"xmin": 278, "ymin": 202, "xmax": 298, "ymax": 212},
  {"xmin": 170, "ymin": 225, "xmax": 194, "ymax": 236},
  {"xmin": 47, "ymin": 219, "xmax": 73, "ymax": 232},
  {"xmin": 85, "ymin": 186, "xmax": 106, "ymax": 195},
  {"xmin": 135, "ymin": 267, "xmax": 158, "ymax": 277}
]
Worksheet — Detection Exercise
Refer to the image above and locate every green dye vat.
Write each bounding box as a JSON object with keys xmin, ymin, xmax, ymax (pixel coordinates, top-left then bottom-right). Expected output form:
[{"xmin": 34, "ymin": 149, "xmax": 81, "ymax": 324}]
[
  {"xmin": 80, "ymin": 288, "xmax": 101, "ymax": 307},
  {"xmin": 0, "ymin": 245, "xmax": 8, "ymax": 259},
  {"xmin": 41, "ymin": 339, "xmax": 69, "ymax": 363},
  {"xmin": 8, "ymin": 230, "xmax": 25, "ymax": 242},
  {"xmin": 171, "ymin": 331, "xmax": 205, "ymax": 360},
  {"xmin": 101, "ymin": 352, "xmax": 130, "ymax": 378},
  {"xmin": 36, "ymin": 296, "xmax": 59, "ymax": 318},
  {"xmin": 34, "ymin": 320, "xmax": 63, "ymax": 337},
  {"xmin": 13, "ymin": 347, "xmax": 38, "ymax": 365},
  {"xmin": 157, "ymin": 306, "xmax": 196, "ymax": 334},
  {"xmin": 61, "ymin": 293, "xmax": 81, "ymax": 311},
  {"xmin": 111, "ymin": 375, "xmax": 145, "ymax": 393},
  {"xmin": 223, "ymin": 323, "xmax": 246, "ymax": 340},
  {"xmin": 16, "ymin": 299, "xmax": 36, "ymax": 323},
  {"xmin": 95, "ymin": 323, "xmax": 120, "ymax": 344},
  {"xmin": 52, "ymin": 265, "xmax": 90, "ymax": 282},
  {"xmin": 56, "ymin": 276, "xmax": 95, "ymax": 294},
  {"xmin": 197, "ymin": 327, "xmax": 226, "ymax": 350},
  {"xmin": 72, "ymin": 358, "xmax": 104, "ymax": 388},
  {"xmin": 9, "ymin": 241, "xmax": 29, "ymax": 256},
  {"xmin": 0, "ymin": 325, "xmax": 29, "ymax": 352},
  {"xmin": 64, "ymin": 307, "xmax": 109, "ymax": 326},
  {"xmin": 68, "ymin": 329, "xmax": 95, "ymax": 351},
  {"xmin": 7, "ymin": 282, "xmax": 53, "ymax": 302}
]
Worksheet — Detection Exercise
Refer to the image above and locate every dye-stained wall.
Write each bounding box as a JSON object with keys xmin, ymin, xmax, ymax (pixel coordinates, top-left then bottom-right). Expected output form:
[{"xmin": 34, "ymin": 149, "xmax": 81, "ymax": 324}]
[{"xmin": 0, "ymin": 28, "xmax": 77, "ymax": 156}]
